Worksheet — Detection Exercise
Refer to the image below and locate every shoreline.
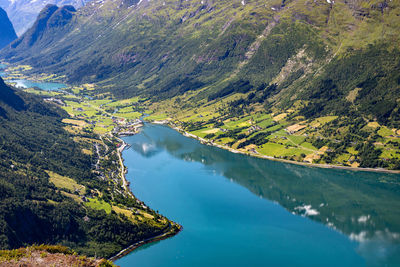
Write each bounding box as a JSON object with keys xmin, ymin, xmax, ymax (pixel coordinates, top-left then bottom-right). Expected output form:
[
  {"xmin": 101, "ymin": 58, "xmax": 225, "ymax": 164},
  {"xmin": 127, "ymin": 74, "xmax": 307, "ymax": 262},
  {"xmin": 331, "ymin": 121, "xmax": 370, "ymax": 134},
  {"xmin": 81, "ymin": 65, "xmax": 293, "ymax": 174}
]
[
  {"xmin": 108, "ymin": 223, "xmax": 182, "ymax": 262},
  {"xmin": 110, "ymin": 133, "xmax": 182, "ymax": 262},
  {"xmin": 115, "ymin": 138, "xmax": 131, "ymax": 195},
  {"xmin": 4, "ymin": 68, "xmax": 184, "ymax": 261},
  {"xmin": 152, "ymin": 121, "xmax": 400, "ymax": 175},
  {"xmin": 1, "ymin": 64, "xmax": 183, "ymax": 263}
]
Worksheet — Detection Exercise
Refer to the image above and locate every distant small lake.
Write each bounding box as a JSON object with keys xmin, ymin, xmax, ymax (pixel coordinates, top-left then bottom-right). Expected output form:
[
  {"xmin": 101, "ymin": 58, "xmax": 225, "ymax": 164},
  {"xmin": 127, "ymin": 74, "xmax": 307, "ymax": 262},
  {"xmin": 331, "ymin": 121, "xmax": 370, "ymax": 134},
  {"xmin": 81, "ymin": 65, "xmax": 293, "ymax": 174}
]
[
  {"xmin": 0, "ymin": 64, "xmax": 6, "ymax": 77},
  {"xmin": 9, "ymin": 79, "xmax": 66, "ymax": 91},
  {"xmin": 116, "ymin": 124, "xmax": 400, "ymax": 267}
]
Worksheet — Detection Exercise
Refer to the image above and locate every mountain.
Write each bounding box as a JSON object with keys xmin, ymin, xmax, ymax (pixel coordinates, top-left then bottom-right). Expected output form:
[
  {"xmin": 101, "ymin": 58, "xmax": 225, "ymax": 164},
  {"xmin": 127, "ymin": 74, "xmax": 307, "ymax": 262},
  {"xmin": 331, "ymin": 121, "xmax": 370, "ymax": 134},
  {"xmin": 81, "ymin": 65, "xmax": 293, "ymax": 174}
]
[
  {"xmin": 1, "ymin": 0, "xmax": 400, "ymax": 169},
  {"xmin": 0, "ymin": 0, "xmax": 88, "ymax": 36},
  {"xmin": 0, "ymin": 76, "xmax": 24, "ymax": 113},
  {"xmin": 0, "ymin": 77, "xmax": 176, "ymax": 257},
  {"xmin": 7, "ymin": 4, "xmax": 77, "ymax": 53},
  {"xmin": 0, "ymin": 7, "xmax": 16, "ymax": 49},
  {"xmin": 2, "ymin": 0, "xmax": 399, "ymax": 100}
]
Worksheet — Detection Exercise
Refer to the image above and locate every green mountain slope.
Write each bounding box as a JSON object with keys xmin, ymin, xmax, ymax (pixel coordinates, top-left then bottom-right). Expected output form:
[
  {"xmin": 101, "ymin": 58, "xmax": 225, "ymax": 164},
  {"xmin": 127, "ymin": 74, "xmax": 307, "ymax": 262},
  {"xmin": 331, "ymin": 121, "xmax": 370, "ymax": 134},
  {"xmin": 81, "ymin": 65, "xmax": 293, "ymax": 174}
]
[
  {"xmin": 4, "ymin": 4, "xmax": 77, "ymax": 60},
  {"xmin": 1, "ymin": 0, "xmax": 399, "ymax": 169},
  {"xmin": 2, "ymin": 0, "xmax": 398, "ymax": 95},
  {"xmin": 0, "ymin": 77, "xmax": 175, "ymax": 257},
  {"xmin": 0, "ymin": 0, "xmax": 89, "ymax": 36}
]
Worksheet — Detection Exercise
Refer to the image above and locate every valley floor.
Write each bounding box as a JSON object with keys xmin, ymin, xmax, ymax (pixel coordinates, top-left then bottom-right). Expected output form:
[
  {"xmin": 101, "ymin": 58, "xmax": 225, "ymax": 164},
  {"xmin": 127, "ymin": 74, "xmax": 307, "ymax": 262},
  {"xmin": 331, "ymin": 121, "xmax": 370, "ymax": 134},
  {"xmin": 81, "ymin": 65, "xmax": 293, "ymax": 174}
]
[
  {"xmin": 160, "ymin": 121, "xmax": 400, "ymax": 174},
  {"xmin": 4, "ymin": 64, "xmax": 400, "ymax": 173},
  {"xmin": 146, "ymin": 92, "xmax": 400, "ymax": 172}
]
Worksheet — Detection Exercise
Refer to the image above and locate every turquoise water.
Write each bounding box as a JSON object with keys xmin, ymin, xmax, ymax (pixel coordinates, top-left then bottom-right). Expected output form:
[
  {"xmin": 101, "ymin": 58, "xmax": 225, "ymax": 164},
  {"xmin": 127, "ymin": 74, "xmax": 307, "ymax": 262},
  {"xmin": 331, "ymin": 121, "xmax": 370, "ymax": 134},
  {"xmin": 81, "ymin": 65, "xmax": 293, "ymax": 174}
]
[
  {"xmin": 0, "ymin": 64, "xmax": 6, "ymax": 77},
  {"xmin": 116, "ymin": 124, "xmax": 400, "ymax": 267},
  {"xmin": 9, "ymin": 79, "xmax": 66, "ymax": 91}
]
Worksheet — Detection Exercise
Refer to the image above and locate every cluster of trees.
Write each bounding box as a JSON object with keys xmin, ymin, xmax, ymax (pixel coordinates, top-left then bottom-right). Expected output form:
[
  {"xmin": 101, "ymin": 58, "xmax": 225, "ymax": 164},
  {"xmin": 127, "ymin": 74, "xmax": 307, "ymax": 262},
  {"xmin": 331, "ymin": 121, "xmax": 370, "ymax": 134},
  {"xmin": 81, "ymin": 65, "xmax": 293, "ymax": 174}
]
[
  {"xmin": 300, "ymin": 44, "xmax": 400, "ymax": 127},
  {"xmin": 0, "ymin": 81, "xmax": 167, "ymax": 257},
  {"xmin": 309, "ymin": 117, "xmax": 400, "ymax": 169},
  {"xmin": 208, "ymin": 80, "xmax": 253, "ymax": 102}
]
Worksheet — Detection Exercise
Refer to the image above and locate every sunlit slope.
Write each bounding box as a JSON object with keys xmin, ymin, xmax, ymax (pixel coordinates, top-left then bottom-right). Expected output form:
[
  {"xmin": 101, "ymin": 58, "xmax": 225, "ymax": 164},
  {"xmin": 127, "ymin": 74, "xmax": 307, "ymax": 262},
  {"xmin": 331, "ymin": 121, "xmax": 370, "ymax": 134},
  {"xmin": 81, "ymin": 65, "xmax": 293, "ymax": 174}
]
[{"xmin": 1, "ymin": 0, "xmax": 399, "ymax": 128}]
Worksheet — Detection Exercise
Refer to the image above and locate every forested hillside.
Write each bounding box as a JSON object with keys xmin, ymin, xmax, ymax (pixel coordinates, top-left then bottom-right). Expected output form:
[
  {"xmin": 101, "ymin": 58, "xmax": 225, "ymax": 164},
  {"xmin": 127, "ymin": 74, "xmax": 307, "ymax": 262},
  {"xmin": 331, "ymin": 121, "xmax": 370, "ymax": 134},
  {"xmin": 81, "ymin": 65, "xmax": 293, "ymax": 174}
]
[{"xmin": 0, "ymin": 77, "xmax": 175, "ymax": 257}]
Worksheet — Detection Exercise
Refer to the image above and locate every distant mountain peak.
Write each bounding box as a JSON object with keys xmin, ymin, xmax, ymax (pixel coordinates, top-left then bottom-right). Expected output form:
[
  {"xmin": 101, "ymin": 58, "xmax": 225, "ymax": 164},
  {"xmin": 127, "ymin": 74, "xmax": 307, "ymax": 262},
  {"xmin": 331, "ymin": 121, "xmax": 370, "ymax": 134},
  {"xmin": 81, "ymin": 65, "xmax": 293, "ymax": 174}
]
[
  {"xmin": 9, "ymin": 4, "xmax": 77, "ymax": 49},
  {"xmin": 0, "ymin": 7, "xmax": 17, "ymax": 49},
  {"xmin": 44, "ymin": 5, "xmax": 76, "ymax": 28},
  {"xmin": 0, "ymin": 0, "xmax": 88, "ymax": 36}
]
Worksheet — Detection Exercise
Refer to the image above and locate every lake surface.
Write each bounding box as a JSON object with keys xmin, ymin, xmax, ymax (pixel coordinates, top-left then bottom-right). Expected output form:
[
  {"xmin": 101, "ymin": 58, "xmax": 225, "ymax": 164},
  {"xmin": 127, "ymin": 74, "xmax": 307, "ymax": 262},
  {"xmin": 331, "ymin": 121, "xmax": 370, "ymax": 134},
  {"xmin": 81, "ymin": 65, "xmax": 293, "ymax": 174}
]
[
  {"xmin": 116, "ymin": 124, "xmax": 400, "ymax": 267},
  {"xmin": 8, "ymin": 79, "xmax": 66, "ymax": 91},
  {"xmin": 0, "ymin": 64, "xmax": 6, "ymax": 77}
]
